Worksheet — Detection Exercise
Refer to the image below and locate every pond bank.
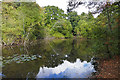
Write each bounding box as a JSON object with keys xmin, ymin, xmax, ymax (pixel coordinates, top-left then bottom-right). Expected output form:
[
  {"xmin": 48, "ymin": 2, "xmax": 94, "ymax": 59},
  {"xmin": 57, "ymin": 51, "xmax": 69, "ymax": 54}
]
[
  {"xmin": 2, "ymin": 37, "xmax": 86, "ymax": 47},
  {"xmin": 92, "ymin": 55, "xmax": 120, "ymax": 78}
]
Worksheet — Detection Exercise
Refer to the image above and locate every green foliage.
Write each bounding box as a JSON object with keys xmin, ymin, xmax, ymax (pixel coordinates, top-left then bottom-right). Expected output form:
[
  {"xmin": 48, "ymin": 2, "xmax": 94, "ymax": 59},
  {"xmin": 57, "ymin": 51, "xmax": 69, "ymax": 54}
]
[
  {"xmin": 2, "ymin": 2, "xmax": 45, "ymax": 44},
  {"xmin": 52, "ymin": 19, "xmax": 73, "ymax": 38},
  {"xmin": 18, "ymin": 2, "xmax": 45, "ymax": 39},
  {"xmin": 74, "ymin": 12, "xmax": 95, "ymax": 38},
  {"xmin": 67, "ymin": 11, "xmax": 80, "ymax": 35},
  {"xmin": 44, "ymin": 6, "xmax": 65, "ymax": 25},
  {"xmin": 2, "ymin": 1, "xmax": 119, "ymax": 55},
  {"xmin": 2, "ymin": 2, "xmax": 24, "ymax": 44},
  {"xmin": 53, "ymin": 32, "xmax": 65, "ymax": 38}
]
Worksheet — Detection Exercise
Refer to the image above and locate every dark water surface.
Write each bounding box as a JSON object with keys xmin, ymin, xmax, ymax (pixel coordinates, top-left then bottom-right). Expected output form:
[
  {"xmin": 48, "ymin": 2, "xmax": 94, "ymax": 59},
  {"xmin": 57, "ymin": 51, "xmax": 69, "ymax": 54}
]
[{"xmin": 2, "ymin": 39, "xmax": 116, "ymax": 79}]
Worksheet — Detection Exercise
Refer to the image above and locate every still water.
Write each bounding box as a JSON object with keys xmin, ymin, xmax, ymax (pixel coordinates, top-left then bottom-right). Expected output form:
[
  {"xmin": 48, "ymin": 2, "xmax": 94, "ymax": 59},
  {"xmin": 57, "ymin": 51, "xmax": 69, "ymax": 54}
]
[
  {"xmin": 2, "ymin": 39, "xmax": 104, "ymax": 79},
  {"xmin": 36, "ymin": 59, "xmax": 95, "ymax": 78}
]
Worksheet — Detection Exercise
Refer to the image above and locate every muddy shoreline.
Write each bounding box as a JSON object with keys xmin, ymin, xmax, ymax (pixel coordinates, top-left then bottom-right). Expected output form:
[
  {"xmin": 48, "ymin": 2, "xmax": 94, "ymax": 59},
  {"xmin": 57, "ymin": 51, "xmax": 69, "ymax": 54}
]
[{"xmin": 92, "ymin": 55, "xmax": 120, "ymax": 78}]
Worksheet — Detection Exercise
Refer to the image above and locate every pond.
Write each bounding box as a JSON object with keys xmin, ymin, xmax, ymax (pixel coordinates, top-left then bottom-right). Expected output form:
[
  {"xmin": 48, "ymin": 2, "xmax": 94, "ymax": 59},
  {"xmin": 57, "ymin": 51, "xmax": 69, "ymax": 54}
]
[{"xmin": 2, "ymin": 38, "xmax": 116, "ymax": 79}]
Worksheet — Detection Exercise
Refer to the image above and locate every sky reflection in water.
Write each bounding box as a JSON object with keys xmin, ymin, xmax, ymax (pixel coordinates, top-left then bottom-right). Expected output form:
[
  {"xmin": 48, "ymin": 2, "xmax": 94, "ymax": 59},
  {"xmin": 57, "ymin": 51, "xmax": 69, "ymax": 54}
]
[{"xmin": 36, "ymin": 59, "xmax": 95, "ymax": 78}]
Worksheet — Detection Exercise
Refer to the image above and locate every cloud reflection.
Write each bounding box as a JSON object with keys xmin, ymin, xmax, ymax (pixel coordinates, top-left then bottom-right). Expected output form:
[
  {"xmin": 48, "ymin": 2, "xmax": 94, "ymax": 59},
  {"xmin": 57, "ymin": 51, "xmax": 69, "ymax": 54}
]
[{"xmin": 36, "ymin": 59, "xmax": 95, "ymax": 78}]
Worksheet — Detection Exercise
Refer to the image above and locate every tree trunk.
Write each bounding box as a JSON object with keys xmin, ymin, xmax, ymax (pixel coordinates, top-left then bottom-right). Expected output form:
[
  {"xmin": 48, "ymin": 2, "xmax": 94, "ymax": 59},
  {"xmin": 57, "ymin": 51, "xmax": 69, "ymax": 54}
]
[{"xmin": 106, "ymin": 5, "xmax": 112, "ymax": 32}]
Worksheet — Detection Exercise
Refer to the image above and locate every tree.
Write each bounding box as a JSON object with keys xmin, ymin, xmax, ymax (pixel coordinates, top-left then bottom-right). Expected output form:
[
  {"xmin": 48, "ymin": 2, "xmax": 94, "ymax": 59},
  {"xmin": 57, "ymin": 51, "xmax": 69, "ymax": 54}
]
[
  {"xmin": 67, "ymin": 0, "xmax": 120, "ymax": 32},
  {"xmin": 44, "ymin": 6, "xmax": 66, "ymax": 26},
  {"xmin": 67, "ymin": 11, "xmax": 80, "ymax": 35},
  {"xmin": 52, "ymin": 19, "xmax": 73, "ymax": 38},
  {"xmin": 2, "ymin": 2, "xmax": 25, "ymax": 44},
  {"xmin": 18, "ymin": 2, "xmax": 45, "ymax": 39},
  {"xmin": 2, "ymin": 2, "xmax": 46, "ymax": 45},
  {"xmin": 74, "ymin": 12, "xmax": 95, "ymax": 38}
]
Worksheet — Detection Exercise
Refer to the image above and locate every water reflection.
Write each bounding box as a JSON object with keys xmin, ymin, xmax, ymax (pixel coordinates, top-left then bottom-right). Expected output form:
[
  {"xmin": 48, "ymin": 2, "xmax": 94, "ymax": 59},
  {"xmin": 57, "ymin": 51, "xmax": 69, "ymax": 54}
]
[
  {"xmin": 3, "ymin": 38, "xmax": 115, "ymax": 78},
  {"xmin": 36, "ymin": 59, "xmax": 95, "ymax": 78}
]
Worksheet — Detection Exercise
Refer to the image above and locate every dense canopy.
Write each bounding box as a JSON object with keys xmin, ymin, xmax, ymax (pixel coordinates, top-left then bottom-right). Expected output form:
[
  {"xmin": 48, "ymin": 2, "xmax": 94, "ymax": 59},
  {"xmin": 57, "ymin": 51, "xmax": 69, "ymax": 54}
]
[{"xmin": 1, "ymin": 1, "xmax": 119, "ymax": 48}]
